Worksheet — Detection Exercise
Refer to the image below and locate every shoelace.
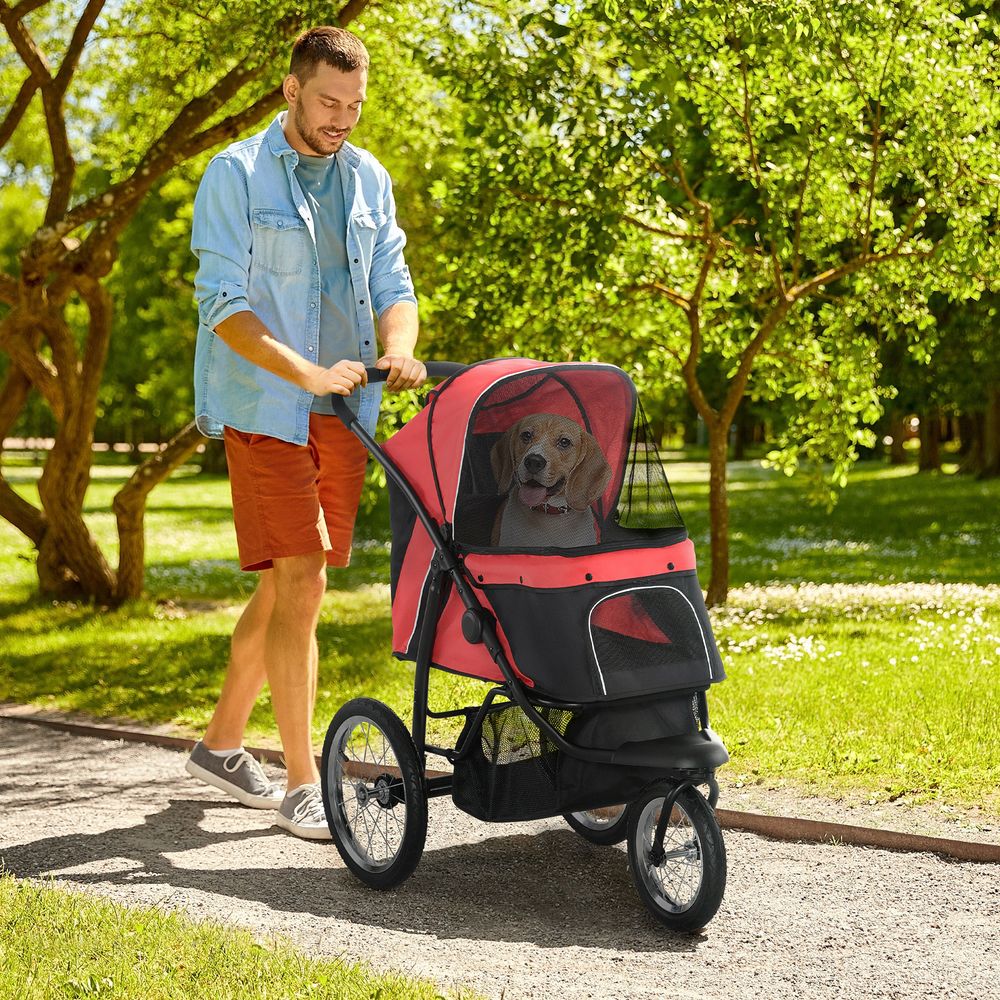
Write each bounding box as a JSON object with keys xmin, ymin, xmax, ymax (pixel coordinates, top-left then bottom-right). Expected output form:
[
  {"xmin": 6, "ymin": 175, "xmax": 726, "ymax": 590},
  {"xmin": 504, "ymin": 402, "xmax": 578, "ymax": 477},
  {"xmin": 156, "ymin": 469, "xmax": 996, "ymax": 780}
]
[
  {"xmin": 222, "ymin": 750, "xmax": 271, "ymax": 791},
  {"xmin": 290, "ymin": 784, "xmax": 325, "ymax": 825},
  {"xmin": 222, "ymin": 751, "xmax": 252, "ymax": 774}
]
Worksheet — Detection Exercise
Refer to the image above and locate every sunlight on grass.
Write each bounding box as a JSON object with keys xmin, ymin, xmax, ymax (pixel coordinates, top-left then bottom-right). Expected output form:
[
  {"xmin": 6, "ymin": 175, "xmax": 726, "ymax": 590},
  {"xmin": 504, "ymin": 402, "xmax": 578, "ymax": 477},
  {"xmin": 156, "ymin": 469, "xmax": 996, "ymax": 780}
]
[
  {"xmin": 1, "ymin": 459, "xmax": 998, "ymax": 812},
  {"xmin": 0, "ymin": 874, "xmax": 478, "ymax": 1000}
]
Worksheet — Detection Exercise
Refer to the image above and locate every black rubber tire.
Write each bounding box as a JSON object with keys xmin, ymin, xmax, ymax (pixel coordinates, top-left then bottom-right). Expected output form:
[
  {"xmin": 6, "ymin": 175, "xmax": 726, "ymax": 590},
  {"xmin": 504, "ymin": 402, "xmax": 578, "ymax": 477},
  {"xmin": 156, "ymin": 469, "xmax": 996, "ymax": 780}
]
[
  {"xmin": 563, "ymin": 805, "xmax": 630, "ymax": 845},
  {"xmin": 627, "ymin": 783, "xmax": 727, "ymax": 931},
  {"xmin": 321, "ymin": 698, "xmax": 427, "ymax": 890}
]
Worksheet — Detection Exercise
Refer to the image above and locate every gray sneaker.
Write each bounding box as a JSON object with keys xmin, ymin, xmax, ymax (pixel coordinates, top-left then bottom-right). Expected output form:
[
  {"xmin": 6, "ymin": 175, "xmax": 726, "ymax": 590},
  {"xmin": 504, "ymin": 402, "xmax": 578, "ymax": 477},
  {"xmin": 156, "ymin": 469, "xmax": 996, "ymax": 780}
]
[
  {"xmin": 185, "ymin": 742, "xmax": 284, "ymax": 809},
  {"xmin": 273, "ymin": 783, "xmax": 332, "ymax": 841}
]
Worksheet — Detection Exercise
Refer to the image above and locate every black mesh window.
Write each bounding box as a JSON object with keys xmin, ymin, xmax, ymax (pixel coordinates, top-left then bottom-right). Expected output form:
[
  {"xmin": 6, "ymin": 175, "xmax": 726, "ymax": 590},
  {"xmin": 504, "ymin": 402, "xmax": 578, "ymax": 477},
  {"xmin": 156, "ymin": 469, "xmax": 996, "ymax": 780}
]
[
  {"xmin": 452, "ymin": 367, "xmax": 684, "ymax": 551},
  {"xmin": 612, "ymin": 397, "xmax": 684, "ymax": 532},
  {"xmin": 590, "ymin": 587, "xmax": 713, "ymax": 697}
]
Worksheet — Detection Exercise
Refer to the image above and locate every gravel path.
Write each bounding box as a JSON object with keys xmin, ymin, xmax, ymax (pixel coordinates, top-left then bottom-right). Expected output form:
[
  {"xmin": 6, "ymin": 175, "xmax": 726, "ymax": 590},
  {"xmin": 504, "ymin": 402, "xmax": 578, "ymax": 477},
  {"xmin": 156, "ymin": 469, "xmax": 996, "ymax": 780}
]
[{"xmin": 2, "ymin": 717, "xmax": 998, "ymax": 1000}]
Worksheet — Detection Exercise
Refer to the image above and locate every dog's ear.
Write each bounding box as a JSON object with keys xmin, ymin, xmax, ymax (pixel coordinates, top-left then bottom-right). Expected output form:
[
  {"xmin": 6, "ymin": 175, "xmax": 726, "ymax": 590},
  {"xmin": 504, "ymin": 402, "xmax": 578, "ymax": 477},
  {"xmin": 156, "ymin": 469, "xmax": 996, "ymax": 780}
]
[
  {"xmin": 566, "ymin": 430, "xmax": 612, "ymax": 510},
  {"xmin": 490, "ymin": 422, "xmax": 519, "ymax": 492}
]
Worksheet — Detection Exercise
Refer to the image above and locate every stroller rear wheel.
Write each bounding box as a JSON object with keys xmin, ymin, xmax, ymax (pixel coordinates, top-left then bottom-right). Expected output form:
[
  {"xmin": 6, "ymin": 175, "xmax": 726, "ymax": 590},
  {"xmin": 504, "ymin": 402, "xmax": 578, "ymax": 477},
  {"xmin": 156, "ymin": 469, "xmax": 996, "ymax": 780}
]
[
  {"xmin": 321, "ymin": 698, "xmax": 427, "ymax": 889},
  {"xmin": 563, "ymin": 804, "xmax": 629, "ymax": 845},
  {"xmin": 627, "ymin": 782, "xmax": 726, "ymax": 931}
]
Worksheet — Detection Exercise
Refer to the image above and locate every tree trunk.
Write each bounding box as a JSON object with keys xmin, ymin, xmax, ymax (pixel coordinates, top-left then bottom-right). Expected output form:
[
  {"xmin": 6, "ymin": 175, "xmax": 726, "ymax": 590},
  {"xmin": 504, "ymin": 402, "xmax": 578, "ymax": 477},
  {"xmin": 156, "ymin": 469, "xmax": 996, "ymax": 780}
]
[
  {"xmin": 37, "ymin": 433, "xmax": 116, "ymax": 602},
  {"xmin": 705, "ymin": 420, "xmax": 730, "ymax": 607},
  {"xmin": 113, "ymin": 422, "xmax": 204, "ymax": 600},
  {"xmin": 918, "ymin": 409, "xmax": 941, "ymax": 472},
  {"xmin": 957, "ymin": 411, "xmax": 982, "ymax": 474},
  {"xmin": 982, "ymin": 384, "xmax": 1000, "ymax": 479},
  {"xmin": 732, "ymin": 404, "xmax": 747, "ymax": 461},
  {"xmin": 888, "ymin": 411, "xmax": 908, "ymax": 465}
]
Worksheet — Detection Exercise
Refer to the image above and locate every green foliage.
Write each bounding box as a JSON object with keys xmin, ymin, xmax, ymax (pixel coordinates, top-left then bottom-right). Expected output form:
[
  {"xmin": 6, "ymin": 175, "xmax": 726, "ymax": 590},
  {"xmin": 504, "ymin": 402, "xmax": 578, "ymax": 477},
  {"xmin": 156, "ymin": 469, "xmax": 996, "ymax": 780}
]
[{"xmin": 420, "ymin": 0, "xmax": 999, "ymax": 486}]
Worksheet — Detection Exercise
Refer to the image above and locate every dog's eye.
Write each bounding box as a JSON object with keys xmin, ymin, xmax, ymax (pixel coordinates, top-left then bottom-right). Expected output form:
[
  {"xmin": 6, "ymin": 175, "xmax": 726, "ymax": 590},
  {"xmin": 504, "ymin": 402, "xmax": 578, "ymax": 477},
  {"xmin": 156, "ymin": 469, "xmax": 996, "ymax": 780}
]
[
  {"xmin": 557, "ymin": 437, "xmax": 573, "ymax": 449},
  {"xmin": 519, "ymin": 430, "xmax": 533, "ymax": 443}
]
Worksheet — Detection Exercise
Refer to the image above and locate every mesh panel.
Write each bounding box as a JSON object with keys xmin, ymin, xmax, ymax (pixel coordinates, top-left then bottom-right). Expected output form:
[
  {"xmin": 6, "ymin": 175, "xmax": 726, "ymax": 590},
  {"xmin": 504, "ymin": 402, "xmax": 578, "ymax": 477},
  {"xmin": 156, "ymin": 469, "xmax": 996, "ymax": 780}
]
[
  {"xmin": 612, "ymin": 397, "xmax": 684, "ymax": 531},
  {"xmin": 452, "ymin": 367, "xmax": 683, "ymax": 549},
  {"xmin": 590, "ymin": 587, "xmax": 712, "ymax": 696},
  {"xmin": 451, "ymin": 702, "xmax": 573, "ymax": 822}
]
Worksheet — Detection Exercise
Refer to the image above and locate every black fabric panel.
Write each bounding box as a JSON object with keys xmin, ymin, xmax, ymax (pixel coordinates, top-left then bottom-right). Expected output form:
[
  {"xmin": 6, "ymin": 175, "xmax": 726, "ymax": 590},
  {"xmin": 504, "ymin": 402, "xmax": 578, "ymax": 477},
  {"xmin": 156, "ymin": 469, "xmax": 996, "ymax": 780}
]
[
  {"xmin": 388, "ymin": 479, "xmax": 417, "ymax": 604},
  {"xmin": 481, "ymin": 570, "xmax": 724, "ymax": 703}
]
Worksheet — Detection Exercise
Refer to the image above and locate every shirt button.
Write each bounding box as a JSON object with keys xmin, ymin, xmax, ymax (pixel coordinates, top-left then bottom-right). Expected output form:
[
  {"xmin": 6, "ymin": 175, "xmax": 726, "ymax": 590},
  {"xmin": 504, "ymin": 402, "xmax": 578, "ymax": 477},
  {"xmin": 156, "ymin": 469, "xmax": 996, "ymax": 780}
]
[
  {"xmin": 353, "ymin": 258, "xmax": 359, "ymax": 263},
  {"xmin": 359, "ymin": 299, "xmax": 365, "ymax": 305},
  {"xmin": 310, "ymin": 302, "xmax": 317, "ymax": 309},
  {"xmin": 307, "ymin": 346, "xmax": 314, "ymax": 352}
]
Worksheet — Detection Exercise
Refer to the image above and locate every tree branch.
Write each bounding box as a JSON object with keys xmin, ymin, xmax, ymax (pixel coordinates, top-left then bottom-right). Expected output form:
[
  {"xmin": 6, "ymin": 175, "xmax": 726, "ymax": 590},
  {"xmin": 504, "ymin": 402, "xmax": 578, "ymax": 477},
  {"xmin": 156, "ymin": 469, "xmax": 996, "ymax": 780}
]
[
  {"xmin": 53, "ymin": 0, "xmax": 106, "ymax": 97},
  {"xmin": 0, "ymin": 272, "xmax": 18, "ymax": 305},
  {"xmin": 0, "ymin": 74, "xmax": 40, "ymax": 149},
  {"xmin": 112, "ymin": 421, "xmax": 204, "ymax": 600},
  {"xmin": 10, "ymin": 0, "xmax": 53, "ymax": 19},
  {"xmin": 624, "ymin": 281, "xmax": 691, "ymax": 312},
  {"xmin": 0, "ymin": 365, "xmax": 47, "ymax": 546},
  {"xmin": 0, "ymin": 316, "xmax": 63, "ymax": 419}
]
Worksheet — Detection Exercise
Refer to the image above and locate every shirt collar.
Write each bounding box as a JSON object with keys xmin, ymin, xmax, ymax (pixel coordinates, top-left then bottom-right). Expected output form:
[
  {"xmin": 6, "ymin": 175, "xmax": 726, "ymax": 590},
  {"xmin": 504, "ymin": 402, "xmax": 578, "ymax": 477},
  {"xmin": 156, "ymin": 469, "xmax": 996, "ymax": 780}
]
[{"xmin": 266, "ymin": 111, "xmax": 360, "ymax": 170}]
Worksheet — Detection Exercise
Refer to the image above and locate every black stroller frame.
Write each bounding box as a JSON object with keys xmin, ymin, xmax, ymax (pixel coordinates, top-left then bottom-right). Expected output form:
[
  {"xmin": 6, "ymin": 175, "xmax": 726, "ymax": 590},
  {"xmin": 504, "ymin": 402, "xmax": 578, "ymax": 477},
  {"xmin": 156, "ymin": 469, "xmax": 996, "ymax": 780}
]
[{"xmin": 322, "ymin": 362, "xmax": 730, "ymax": 931}]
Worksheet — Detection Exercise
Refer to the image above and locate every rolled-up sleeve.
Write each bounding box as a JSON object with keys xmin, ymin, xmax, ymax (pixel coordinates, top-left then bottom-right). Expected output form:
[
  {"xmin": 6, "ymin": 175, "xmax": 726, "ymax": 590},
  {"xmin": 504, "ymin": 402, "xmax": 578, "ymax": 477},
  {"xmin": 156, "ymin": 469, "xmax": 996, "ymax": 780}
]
[
  {"xmin": 370, "ymin": 174, "xmax": 418, "ymax": 318},
  {"xmin": 191, "ymin": 155, "xmax": 254, "ymax": 330}
]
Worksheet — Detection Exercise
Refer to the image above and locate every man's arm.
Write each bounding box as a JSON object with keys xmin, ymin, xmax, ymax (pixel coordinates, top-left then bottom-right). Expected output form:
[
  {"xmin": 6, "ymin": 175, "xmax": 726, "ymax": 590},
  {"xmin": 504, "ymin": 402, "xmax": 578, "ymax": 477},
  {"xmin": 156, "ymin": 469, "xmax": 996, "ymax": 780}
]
[
  {"xmin": 216, "ymin": 311, "xmax": 367, "ymax": 397},
  {"xmin": 374, "ymin": 300, "xmax": 424, "ymax": 389}
]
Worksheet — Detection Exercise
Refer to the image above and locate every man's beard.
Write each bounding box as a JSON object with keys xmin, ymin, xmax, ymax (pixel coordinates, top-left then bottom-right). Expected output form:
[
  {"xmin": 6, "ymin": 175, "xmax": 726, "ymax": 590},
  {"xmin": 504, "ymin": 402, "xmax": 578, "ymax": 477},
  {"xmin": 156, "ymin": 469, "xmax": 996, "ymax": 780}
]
[{"xmin": 294, "ymin": 102, "xmax": 345, "ymax": 156}]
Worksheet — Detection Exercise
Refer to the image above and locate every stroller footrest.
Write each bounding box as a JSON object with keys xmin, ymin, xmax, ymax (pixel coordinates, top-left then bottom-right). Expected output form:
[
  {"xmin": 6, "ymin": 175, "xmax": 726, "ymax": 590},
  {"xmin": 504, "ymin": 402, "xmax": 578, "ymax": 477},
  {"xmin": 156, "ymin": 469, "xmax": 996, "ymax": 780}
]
[{"xmin": 609, "ymin": 728, "xmax": 729, "ymax": 770}]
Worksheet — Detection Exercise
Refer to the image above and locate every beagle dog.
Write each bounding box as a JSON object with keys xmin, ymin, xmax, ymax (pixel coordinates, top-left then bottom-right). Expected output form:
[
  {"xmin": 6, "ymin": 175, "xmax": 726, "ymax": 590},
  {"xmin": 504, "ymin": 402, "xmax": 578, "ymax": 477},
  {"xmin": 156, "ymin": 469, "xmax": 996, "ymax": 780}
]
[{"xmin": 490, "ymin": 413, "xmax": 612, "ymax": 547}]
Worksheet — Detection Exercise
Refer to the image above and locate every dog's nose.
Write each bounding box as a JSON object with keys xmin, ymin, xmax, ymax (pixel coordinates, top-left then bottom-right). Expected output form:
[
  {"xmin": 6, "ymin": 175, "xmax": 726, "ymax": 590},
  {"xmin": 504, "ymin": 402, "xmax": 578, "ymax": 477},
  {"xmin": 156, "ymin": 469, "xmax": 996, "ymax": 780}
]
[{"xmin": 523, "ymin": 453, "xmax": 546, "ymax": 475}]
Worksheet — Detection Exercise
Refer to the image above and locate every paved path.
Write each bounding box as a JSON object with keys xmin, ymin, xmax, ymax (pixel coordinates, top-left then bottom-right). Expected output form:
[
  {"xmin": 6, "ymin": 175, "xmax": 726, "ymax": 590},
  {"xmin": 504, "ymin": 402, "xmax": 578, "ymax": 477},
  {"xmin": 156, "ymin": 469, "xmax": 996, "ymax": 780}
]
[{"xmin": 1, "ymin": 718, "xmax": 997, "ymax": 1000}]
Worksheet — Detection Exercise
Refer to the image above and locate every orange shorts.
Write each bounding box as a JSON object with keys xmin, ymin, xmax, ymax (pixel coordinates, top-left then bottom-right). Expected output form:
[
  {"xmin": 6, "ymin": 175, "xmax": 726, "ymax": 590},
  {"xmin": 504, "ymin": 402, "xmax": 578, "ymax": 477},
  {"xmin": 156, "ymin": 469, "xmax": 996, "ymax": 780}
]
[{"xmin": 223, "ymin": 414, "xmax": 368, "ymax": 572}]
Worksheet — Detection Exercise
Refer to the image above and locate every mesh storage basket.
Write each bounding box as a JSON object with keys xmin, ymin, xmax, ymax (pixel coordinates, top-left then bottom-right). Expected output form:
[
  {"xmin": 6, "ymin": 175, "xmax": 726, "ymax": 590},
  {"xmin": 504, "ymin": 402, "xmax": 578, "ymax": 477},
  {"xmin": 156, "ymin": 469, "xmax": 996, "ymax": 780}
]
[{"xmin": 452, "ymin": 702, "xmax": 573, "ymax": 822}]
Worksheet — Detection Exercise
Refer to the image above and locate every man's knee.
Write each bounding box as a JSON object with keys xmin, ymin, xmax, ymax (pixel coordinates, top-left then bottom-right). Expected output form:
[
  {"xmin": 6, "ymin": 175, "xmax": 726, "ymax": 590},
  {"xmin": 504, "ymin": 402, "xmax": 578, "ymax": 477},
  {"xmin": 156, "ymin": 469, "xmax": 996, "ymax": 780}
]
[{"xmin": 271, "ymin": 552, "xmax": 327, "ymax": 609}]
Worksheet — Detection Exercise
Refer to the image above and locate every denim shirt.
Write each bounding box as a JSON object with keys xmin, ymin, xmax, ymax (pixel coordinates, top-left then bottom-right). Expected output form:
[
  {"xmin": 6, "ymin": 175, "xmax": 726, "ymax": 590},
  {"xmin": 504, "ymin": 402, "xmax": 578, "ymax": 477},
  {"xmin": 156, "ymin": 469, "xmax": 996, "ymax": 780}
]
[{"xmin": 191, "ymin": 112, "xmax": 417, "ymax": 443}]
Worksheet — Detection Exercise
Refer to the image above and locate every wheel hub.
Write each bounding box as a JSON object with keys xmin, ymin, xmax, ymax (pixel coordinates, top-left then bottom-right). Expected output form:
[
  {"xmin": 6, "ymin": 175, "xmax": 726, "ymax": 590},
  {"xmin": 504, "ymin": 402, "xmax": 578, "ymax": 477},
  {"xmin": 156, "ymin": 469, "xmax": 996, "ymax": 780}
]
[{"xmin": 373, "ymin": 774, "xmax": 397, "ymax": 808}]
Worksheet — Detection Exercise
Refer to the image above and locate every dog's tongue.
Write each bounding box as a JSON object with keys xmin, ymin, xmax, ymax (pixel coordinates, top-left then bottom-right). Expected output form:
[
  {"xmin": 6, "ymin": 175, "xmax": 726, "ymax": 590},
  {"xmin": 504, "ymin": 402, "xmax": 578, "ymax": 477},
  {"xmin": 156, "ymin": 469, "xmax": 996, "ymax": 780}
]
[{"xmin": 519, "ymin": 483, "xmax": 549, "ymax": 507}]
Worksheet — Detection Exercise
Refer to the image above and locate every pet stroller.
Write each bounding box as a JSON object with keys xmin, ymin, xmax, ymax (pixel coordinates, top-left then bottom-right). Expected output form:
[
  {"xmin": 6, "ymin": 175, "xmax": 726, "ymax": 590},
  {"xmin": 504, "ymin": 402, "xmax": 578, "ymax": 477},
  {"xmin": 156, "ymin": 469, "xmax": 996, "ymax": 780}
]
[{"xmin": 321, "ymin": 358, "xmax": 730, "ymax": 931}]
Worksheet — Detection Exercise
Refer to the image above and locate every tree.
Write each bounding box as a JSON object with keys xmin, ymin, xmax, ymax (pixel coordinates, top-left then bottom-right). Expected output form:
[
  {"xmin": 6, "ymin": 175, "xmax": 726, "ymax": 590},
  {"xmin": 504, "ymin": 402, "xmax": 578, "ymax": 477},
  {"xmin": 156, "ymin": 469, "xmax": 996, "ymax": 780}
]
[
  {"xmin": 422, "ymin": 0, "xmax": 999, "ymax": 603},
  {"xmin": 0, "ymin": 0, "xmax": 378, "ymax": 603}
]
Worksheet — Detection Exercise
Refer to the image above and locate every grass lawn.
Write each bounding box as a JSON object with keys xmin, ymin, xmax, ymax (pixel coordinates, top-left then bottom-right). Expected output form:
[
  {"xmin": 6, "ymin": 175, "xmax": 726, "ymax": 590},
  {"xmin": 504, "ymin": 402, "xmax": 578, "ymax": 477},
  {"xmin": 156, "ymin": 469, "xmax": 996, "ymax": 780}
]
[
  {"xmin": 1, "ymin": 457, "xmax": 997, "ymax": 814},
  {"xmin": 0, "ymin": 873, "xmax": 476, "ymax": 999}
]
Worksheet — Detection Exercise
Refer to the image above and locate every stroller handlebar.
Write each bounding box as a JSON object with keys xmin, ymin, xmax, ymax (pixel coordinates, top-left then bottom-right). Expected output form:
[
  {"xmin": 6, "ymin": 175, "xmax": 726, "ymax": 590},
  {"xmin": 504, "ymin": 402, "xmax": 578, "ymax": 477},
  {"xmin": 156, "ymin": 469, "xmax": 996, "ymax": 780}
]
[{"xmin": 329, "ymin": 361, "xmax": 466, "ymax": 429}]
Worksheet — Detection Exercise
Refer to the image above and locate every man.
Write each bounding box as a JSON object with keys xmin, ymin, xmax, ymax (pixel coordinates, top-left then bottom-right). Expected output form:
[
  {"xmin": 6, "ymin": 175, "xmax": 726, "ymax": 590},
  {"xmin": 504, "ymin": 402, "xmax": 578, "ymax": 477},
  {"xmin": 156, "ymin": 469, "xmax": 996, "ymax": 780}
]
[{"xmin": 186, "ymin": 26, "xmax": 425, "ymax": 840}]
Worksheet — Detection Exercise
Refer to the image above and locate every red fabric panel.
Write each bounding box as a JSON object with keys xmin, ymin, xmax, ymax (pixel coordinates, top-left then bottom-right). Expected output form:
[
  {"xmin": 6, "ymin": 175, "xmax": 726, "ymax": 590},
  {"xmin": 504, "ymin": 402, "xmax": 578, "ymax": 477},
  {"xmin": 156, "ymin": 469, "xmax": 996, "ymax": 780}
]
[
  {"xmin": 390, "ymin": 520, "xmax": 436, "ymax": 656},
  {"xmin": 591, "ymin": 593, "xmax": 672, "ymax": 644},
  {"xmin": 461, "ymin": 539, "xmax": 696, "ymax": 589},
  {"xmin": 428, "ymin": 358, "xmax": 548, "ymax": 521}
]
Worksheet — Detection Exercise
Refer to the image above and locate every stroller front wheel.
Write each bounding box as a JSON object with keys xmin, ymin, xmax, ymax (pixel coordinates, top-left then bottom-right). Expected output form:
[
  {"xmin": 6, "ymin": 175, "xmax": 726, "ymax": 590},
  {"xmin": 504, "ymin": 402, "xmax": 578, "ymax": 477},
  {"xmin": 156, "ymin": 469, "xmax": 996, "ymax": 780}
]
[
  {"xmin": 321, "ymin": 698, "xmax": 428, "ymax": 890},
  {"xmin": 627, "ymin": 782, "xmax": 726, "ymax": 931}
]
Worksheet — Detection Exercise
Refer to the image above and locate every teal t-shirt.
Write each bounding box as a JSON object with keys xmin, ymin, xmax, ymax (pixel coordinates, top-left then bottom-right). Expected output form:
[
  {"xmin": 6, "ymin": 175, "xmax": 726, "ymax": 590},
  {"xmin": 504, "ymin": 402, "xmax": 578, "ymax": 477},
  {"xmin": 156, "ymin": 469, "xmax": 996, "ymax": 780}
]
[{"xmin": 294, "ymin": 152, "xmax": 362, "ymax": 417}]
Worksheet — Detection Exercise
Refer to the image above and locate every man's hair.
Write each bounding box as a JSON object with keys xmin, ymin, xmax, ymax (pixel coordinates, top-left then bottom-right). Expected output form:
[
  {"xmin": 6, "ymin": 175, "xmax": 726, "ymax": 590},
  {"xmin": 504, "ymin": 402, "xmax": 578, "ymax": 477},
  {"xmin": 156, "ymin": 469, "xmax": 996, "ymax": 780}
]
[{"xmin": 289, "ymin": 26, "xmax": 369, "ymax": 81}]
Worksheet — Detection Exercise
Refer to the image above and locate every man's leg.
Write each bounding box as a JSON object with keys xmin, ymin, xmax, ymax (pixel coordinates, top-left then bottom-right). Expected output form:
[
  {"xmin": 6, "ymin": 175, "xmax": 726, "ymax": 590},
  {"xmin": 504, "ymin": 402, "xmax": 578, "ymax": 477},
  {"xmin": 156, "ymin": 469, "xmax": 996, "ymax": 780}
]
[
  {"xmin": 202, "ymin": 571, "xmax": 276, "ymax": 750},
  {"xmin": 265, "ymin": 550, "xmax": 328, "ymax": 791}
]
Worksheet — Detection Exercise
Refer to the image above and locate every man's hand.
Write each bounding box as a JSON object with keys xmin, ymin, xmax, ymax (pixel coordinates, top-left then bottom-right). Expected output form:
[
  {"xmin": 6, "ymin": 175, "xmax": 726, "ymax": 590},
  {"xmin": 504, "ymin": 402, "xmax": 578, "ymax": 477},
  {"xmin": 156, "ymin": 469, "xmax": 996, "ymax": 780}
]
[
  {"xmin": 375, "ymin": 354, "xmax": 427, "ymax": 390},
  {"xmin": 303, "ymin": 359, "xmax": 368, "ymax": 397}
]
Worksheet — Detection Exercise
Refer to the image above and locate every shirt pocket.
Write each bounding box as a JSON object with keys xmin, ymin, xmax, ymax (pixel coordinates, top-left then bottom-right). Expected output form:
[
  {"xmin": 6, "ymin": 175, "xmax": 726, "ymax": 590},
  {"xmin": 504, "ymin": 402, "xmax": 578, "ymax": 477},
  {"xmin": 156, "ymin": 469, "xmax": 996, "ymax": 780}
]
[
  {"xmin": 349, "ymin": 209, "xmax": 387, "ymax": 262},
  {"xmin": 251, "ymin": 209, "xmax": 309, "ymax": 276}
]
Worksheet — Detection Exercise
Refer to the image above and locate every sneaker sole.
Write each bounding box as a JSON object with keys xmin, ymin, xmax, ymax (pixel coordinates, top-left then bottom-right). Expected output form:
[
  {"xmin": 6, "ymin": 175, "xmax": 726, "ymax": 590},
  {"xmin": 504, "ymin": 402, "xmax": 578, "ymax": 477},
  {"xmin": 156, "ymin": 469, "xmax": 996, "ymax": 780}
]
[
  {"xmin": 184, "ymin": 758, "xmax": 283, "ymax": 810},
  {"xmin": 273, "ymin": 811, "xmax": 334, "ymax": 841}
]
